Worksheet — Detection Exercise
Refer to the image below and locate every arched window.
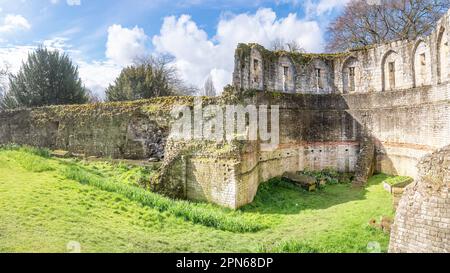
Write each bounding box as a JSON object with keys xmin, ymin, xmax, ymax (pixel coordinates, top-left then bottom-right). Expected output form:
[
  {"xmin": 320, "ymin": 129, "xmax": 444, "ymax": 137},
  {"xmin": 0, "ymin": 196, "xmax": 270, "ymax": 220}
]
[
  {"xmin": 412, "ymin": 40, "xmax": 431, "ymax": 87},
  {"xmin": 437, "ymin": 27, "xmax": 448, "ymax": 84},
  {"xmin": 342, "ymin": 57, "xmax": 358, "ymax": 93},
  {"xmin": 381, "ymin": 50, "xmax": 399, "ymax": 91},
  {"xmin": 311, "ymin": 59, "xmax": 331, "ymax": 94},
  {"xmin": 278, "ymin": 56, "xmax": 296, "ymax": 93},
  {"xmin": 250, "ymin": 48, "xmax": 263, "ymax": 90}
]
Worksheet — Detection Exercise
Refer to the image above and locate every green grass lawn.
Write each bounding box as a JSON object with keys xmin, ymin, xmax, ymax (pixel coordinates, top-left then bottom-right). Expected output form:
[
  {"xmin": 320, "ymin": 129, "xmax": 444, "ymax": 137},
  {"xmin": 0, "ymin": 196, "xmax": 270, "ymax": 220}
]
[{"xmin": 0, "ymin": 147, "xmax": 394, "ymax": 253}]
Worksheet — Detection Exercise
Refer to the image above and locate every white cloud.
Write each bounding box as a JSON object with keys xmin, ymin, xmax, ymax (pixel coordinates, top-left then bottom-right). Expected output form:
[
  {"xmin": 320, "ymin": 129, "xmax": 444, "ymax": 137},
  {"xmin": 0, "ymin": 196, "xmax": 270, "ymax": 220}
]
[
  {"xmin": 66, "ymin": 0, "xmax": 81, "ymax": 6},
  {"xmin": 43, "ymin": 37, "xmax": 72, "ymax": 50},
  {"xmin": 303, "ymin": 0, "xmax": 351, "ymax": 17},
  {"xmin": 0, "ymin": 45, "xmax": 34, "ymax": 73},
  {"xmin": 50, "ymin": 0, "xmax": 82, "ymax": 6},
  {"xmin": 106, "ymin": 24, "xmax": 149, "ymax": 67},
  {"xmin": 77, "ymin": 60, "xmax": 121, "ymax": 97},
  {"xmin": 0, "ymin": 14, "xmax": 31, "ymax": 33},
  {"xmin": 153, "ymin": 8, "xmax": 324, "ymax": 93}
]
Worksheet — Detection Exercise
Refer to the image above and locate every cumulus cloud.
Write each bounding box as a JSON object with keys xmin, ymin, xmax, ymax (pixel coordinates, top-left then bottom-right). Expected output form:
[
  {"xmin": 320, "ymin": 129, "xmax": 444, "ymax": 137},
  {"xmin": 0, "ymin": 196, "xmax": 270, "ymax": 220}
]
[
  {"xmin": 0, "ymin": 14, "xmax": 31, "ymax": 33},
  {"xmin": 77, "ymin": 60, "xmax": 121, "ymax": 97},
  {"xmin": 0, "ymin": 46, "xmax": 33, "ymax": 72},
  {"xmin": 106, "ymin": 24, "xmax": 150, "ymax": 67},
  {"xmin": 152, "ymin": 8, "xmax": 324, "ymax": 93}
]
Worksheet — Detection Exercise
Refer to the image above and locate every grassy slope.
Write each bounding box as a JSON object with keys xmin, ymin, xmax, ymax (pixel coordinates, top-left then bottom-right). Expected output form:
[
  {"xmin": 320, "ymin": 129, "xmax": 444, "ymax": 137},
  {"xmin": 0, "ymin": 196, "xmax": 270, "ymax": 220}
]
[{"xmin": 0, "ymin": 149, "xmax": 393, "ymax": 253}]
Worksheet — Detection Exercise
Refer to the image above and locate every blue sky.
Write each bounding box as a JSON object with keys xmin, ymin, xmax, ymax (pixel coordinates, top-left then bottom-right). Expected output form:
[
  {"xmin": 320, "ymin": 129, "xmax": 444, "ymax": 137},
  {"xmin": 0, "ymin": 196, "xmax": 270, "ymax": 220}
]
[{"xmin": 0, "ymin": 0, "xmax": 350, "ymax": 97}]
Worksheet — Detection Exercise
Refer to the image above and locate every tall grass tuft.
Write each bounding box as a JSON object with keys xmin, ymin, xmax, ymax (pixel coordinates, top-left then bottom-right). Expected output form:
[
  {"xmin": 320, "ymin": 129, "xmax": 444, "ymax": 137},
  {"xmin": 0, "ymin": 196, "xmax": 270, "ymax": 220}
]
[
  {"xmin": 258, "ymin": 240, "xmax": 319, "ymax": 253},
  {"xmin": 0, "ymin": 145, "xmax": 54, "ymax": 172},
  {"xmin": 61, "ymin": 165, "xmax": 266, "ymax": 233},
  {"xmin": 1, "ymin": 144, "xmax": 51, "ymax": 158}
]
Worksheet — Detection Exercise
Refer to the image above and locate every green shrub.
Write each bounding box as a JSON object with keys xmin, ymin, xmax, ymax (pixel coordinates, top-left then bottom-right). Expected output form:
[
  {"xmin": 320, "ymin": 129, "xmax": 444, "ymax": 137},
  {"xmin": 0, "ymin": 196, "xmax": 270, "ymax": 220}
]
[
  {"xmin": 61, "ymin": 165, "xmax": 266, "ymax": 233},
  {"xmin": 301, "ymin": 169, "xmax": 344, "ymax": 185},
  {"xmin": 383, "ymin": 176, "xmax": 413, "ymax": 187}
]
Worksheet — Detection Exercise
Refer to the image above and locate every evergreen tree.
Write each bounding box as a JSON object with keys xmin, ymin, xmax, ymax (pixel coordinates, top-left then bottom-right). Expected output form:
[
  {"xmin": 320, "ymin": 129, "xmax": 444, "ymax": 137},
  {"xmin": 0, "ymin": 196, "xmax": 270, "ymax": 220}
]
[
  {"xmin": 3, "ymin": 47, "xmax": 87, "ymax": 109},
  {"xmin": 106, "ymin": 55, "xmax": 199, "ymax": 101},
  {"xmin": 106, "ymin": 63, "xmax": 172, "ymax": 101}
]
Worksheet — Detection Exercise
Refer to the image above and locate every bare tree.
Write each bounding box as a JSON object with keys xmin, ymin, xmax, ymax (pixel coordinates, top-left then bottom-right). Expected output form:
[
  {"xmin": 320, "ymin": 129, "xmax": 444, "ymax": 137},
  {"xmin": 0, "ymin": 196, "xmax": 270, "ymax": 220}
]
[
  {"xmin": 85, "ymin": 88, "xmax": 102, "ymax": 103},
  {"xmin": 203, "ymin": 75, "xmax": 216, "ymax": 97},
  {"xmin": 286, "ymin": 40, "xmax": 305, "ymax": 53},
  {"xmin": 270, "ymin": 38, "xmax": 286, "ymax": 51},
  {"xmin": 326, "ymin": 0, "xmax": 450, "ymax": 52},
  {"xmin": 135, "ymin": 54, "xmax": 199, "ymax": 96},
  {"xmin": 270, "ymin": 38, "xmax": 305, "ymax": 53}
]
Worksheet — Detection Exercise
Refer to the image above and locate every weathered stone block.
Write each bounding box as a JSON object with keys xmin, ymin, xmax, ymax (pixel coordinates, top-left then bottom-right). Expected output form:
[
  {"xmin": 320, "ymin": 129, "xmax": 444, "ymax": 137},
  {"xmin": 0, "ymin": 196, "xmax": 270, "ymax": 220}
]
[{"xmin": 282, "ymin": 172, "xmax": 317, "ymax": 191}]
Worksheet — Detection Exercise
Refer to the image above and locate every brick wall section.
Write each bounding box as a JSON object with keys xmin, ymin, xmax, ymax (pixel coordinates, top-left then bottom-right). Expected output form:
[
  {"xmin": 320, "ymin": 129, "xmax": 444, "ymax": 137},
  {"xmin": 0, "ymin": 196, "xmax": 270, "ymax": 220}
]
[{"xmin": 389, "ymin": 146, "xmax": 450, "ymax": 253}]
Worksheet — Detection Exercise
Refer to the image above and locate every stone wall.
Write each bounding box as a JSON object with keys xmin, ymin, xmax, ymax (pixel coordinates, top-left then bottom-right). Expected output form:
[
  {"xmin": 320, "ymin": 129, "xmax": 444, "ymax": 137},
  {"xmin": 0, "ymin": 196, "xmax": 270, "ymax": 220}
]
[
  {"xmin": 171, "ymin": 77, "xmax": 449, "ymax": 208},
  {"xmin": 0, "ymin": 99, "xmax": 173, "ymax": 160},
  {"xmin": 344, "ymin": 84, "xmax": 450, "ymax": 179},
  {"xmin": 154, "ymin": 92, "xmax": 364, "ymax": 208},
  {"xmin": 389, "ymin": 146, "xmax": 450, "ymax": 253},
  {"xmin": 229, "ymin": 8, "xmax": 450, "ymax": 184},
  {"xmin": 233, "ymin": 10, "xmax": 450, "ymax": 94}
]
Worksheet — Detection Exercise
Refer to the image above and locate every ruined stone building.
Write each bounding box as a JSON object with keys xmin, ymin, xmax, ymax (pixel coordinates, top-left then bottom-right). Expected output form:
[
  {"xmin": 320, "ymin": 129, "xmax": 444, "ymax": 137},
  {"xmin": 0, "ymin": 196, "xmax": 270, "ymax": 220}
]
[{"xmin": 1, "ymin": 9, "xmax": 449, "ymax": 253}]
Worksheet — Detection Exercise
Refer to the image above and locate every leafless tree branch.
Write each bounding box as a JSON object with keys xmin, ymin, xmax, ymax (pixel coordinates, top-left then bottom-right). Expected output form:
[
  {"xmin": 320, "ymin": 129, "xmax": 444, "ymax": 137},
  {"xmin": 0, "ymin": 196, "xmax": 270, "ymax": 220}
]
[{"xmin": 326, "ymin": 0, "xmax": 450, "ymax": 52}]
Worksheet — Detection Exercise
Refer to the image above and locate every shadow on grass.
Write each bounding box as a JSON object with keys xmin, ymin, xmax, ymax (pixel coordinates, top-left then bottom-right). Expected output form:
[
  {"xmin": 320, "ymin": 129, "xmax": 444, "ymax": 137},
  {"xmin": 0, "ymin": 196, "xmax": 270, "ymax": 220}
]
[{"xmin": 241, "ymin": 174, "xmax": 389, "ymax": 215}]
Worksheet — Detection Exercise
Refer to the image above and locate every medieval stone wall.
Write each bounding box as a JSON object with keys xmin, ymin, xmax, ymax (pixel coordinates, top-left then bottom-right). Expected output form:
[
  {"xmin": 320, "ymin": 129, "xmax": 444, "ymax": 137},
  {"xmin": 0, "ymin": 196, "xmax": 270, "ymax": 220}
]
[
  {"xmin": 219, "ymin": 80, "xmax": 449, "ymax": 208},
  {"xmin": 153, "ymin": 93, "xmax": 362, "ymax": 208},
  {"xmin": 0, "ymin": 100, "xmax": 171, "ymax": 160},
  {"xmin": 389, "ymin": 146, "xmax": 450, "ymax": 253},
  {"xmin": 233, "ymin": 10, "xmax": 450, "ymax": 95},
  {"xmin": 345, "ymin": 84, "xmax": 450, "ymax": 179}
]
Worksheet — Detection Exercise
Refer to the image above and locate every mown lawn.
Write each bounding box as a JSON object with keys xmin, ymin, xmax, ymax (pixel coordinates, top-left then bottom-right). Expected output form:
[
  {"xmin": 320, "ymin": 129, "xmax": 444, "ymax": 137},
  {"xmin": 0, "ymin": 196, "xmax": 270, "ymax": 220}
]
[{"xmin": 0, "ymin": 147, "xmax": 394, "ymax": 253}]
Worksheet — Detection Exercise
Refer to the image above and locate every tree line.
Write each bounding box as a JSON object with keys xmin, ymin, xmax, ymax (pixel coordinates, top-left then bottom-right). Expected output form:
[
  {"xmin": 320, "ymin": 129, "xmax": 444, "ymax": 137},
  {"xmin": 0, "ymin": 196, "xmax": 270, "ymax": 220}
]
[
  {"xmin": 0, "ymin": 0, "xmax": 447, "ymax": 110},
  {"xmin": 0, "ymin": 47, "xmax": 205, "ymax": 110}
]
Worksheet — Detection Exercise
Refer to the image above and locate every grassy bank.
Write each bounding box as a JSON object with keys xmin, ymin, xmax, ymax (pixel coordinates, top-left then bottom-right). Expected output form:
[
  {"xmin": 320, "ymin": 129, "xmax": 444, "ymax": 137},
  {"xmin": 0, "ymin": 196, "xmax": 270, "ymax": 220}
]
[{"xmin": 0, "ymin": 147, "xmax": 393, "ymax": 253}]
